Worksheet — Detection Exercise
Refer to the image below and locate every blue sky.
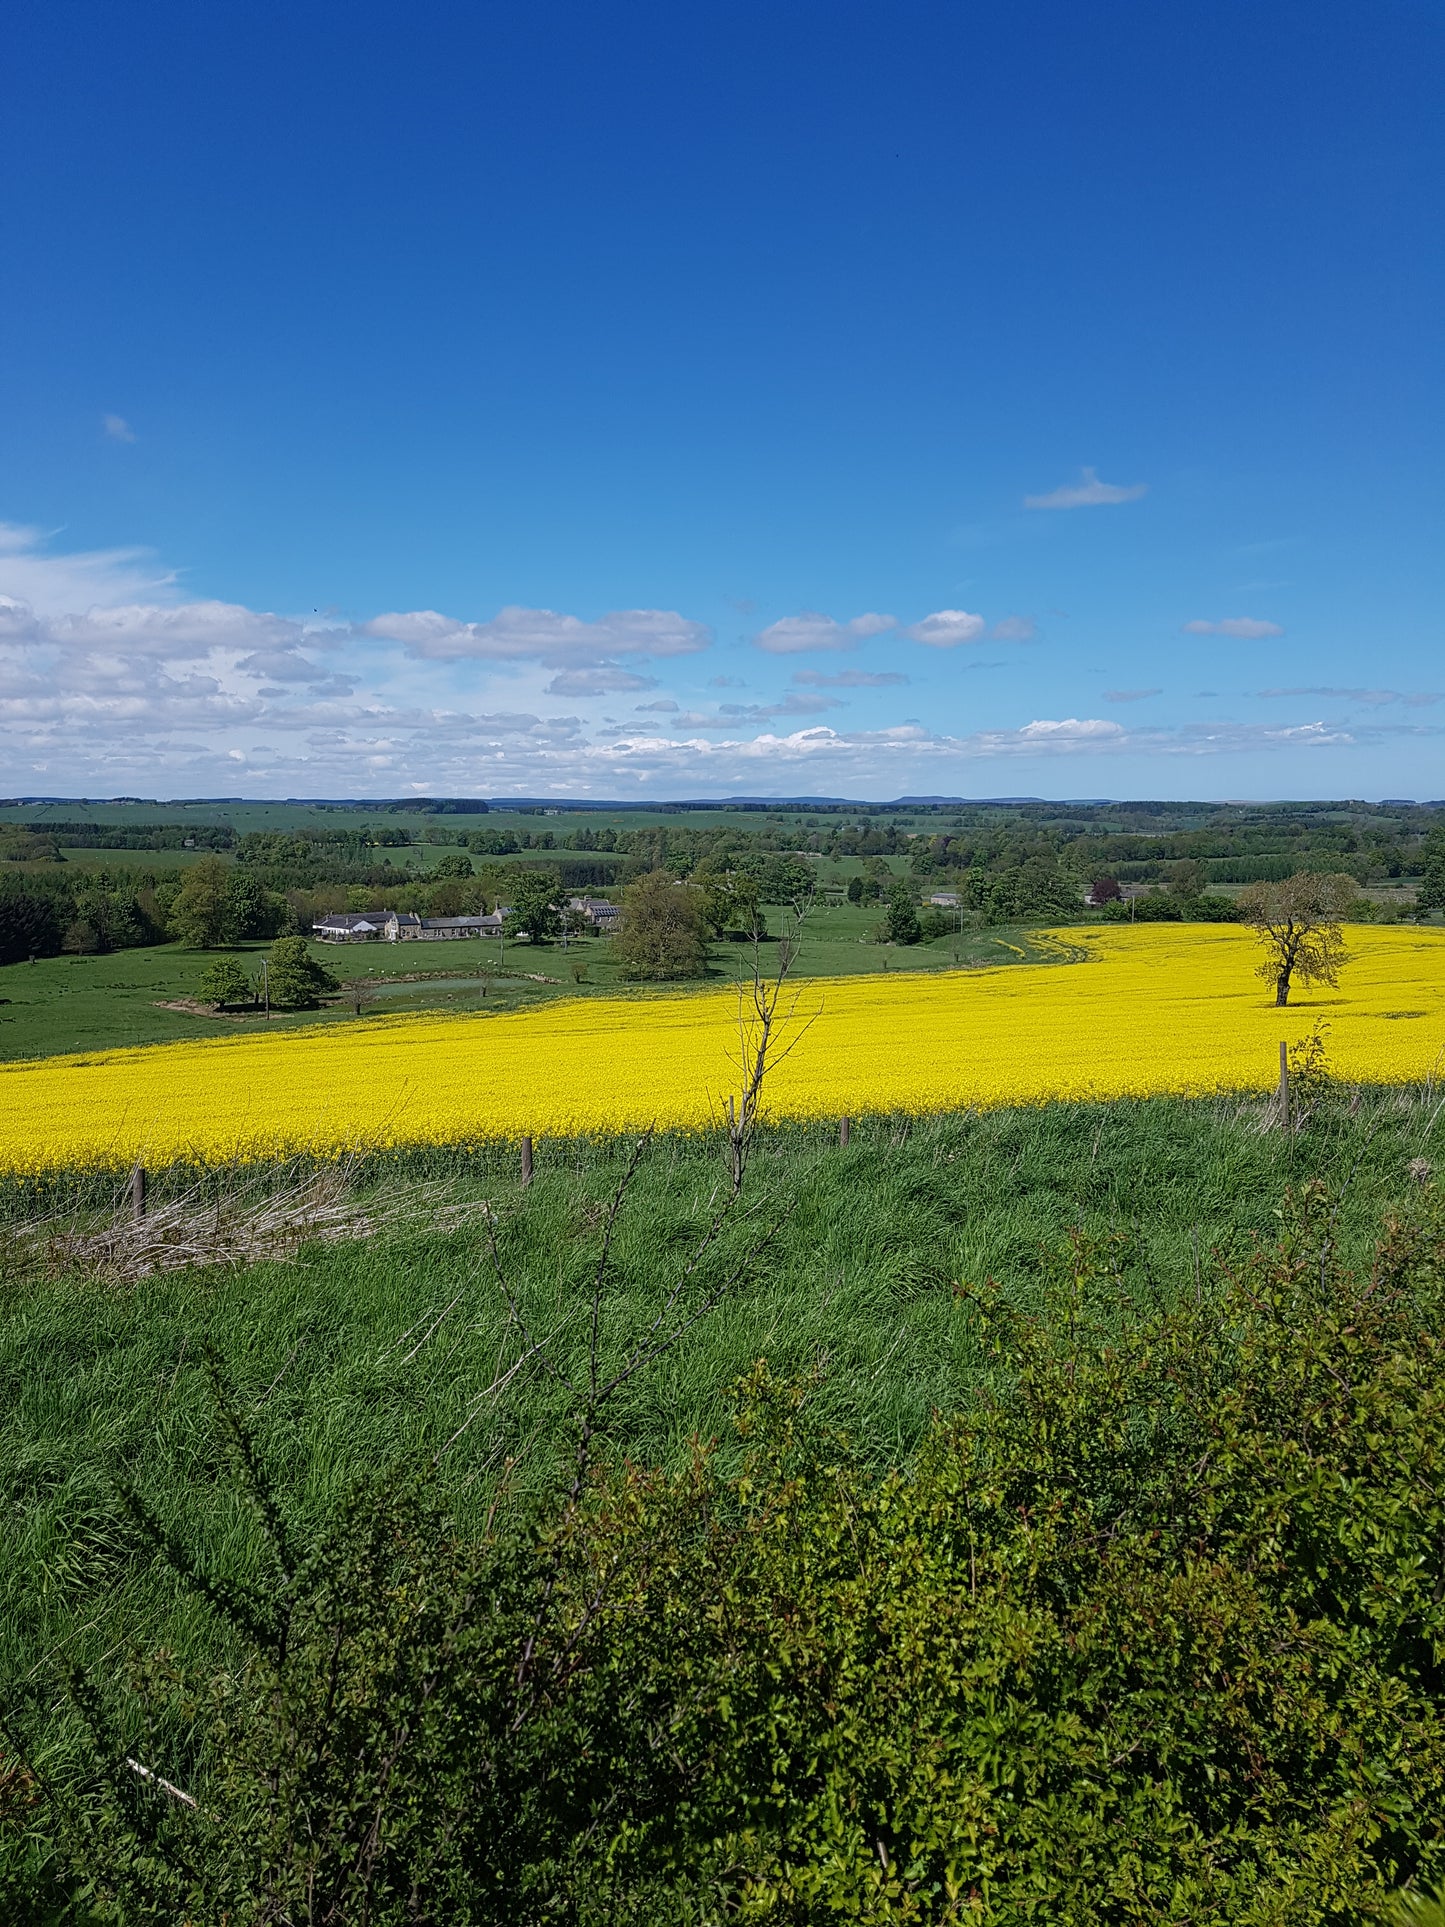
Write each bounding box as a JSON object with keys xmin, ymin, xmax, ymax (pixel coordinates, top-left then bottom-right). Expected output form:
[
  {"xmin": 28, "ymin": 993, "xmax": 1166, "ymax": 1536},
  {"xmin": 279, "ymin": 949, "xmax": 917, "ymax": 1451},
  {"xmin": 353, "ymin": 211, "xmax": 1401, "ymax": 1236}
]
[{"xmin": 1, "ymin": 0, "xmax": 1441, "ymax": 800}]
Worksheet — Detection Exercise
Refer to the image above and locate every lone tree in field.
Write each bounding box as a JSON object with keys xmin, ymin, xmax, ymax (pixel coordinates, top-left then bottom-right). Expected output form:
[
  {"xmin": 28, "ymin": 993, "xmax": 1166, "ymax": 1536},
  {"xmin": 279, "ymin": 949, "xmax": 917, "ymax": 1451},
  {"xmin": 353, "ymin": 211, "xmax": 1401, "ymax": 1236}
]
[
  {"xmin": 615, "ymin": 871, "xmax": 708, "ymax": 980},
  {"xmin": 1238, "ymin": 871, "xmax": 1357, "ymax": 1007},
  {"xmin": 195, "ymin": 956, "xmax": 254, "ymax": 1009},
  {"xmin": 265, "ymin": 935, "xmax": 339, "ymax": 1009}
]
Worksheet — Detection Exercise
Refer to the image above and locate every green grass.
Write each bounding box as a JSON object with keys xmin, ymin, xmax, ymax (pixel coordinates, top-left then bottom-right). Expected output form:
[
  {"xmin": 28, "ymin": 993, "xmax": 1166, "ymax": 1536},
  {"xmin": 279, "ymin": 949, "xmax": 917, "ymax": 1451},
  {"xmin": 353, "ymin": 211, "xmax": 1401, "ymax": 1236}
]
[
  {"xmin": 3, "ymin": 1089, "xmax": 1440, "ymax": 1695},
  {"xmin": 0, "ymin": 800, "xmax": 872, "ymax": 836},
  {"xmin": 7, "ymin": 846, "xmax": 235, "ymax": 873},
  {"xmin": 0, "ymin": 913, "xmax": 1058, "ymax": 1061},
  {"xmin": 0, "ymin": 941, "xmax": 594, "ymax": 1057}
]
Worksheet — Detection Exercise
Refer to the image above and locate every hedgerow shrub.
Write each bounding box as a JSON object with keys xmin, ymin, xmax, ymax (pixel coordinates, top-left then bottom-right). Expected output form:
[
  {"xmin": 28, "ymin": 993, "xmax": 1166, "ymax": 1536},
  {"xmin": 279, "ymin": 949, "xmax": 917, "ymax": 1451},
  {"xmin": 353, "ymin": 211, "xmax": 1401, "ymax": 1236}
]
[{"xmin": 9, "ymin": 1180, "xmax": 1445, "ymax": 1922}]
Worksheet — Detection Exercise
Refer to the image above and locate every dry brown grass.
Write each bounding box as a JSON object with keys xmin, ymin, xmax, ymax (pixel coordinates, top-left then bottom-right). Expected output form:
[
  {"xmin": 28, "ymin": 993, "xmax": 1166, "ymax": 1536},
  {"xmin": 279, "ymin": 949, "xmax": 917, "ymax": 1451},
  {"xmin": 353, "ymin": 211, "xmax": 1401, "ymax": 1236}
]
[{"xmin": 12, "ymin": 1168, "xmax": 493, "ymax": 1285}]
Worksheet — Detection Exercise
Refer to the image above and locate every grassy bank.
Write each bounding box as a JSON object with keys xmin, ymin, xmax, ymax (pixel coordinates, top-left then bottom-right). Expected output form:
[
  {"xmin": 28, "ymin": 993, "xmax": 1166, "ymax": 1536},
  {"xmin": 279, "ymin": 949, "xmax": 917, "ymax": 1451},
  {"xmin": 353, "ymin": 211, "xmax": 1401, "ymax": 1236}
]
[
  {"xmin": 4, "ymin": 1088, "xmax": 1445, "ymax": 1918},
  {"xmin": 4, "ymin": 1089, "xmax": 1440, "ymax": 1680}
]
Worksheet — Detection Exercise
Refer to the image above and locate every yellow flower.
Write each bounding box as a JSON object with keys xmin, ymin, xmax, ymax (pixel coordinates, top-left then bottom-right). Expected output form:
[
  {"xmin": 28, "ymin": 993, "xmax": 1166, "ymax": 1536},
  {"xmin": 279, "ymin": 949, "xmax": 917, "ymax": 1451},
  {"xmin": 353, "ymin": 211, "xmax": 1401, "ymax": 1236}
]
[{"xmin": 3, "ymin": 925, "xmax": 1442, "ymax": 1172}]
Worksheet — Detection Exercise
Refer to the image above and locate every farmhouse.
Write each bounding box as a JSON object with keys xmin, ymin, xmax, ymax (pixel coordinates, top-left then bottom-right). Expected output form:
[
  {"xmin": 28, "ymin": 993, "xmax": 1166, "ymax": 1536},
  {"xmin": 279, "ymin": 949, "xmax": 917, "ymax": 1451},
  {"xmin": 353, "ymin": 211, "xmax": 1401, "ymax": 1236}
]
[
  {"xmin": 928, "ymin": 892, "xmax": 960, "ymax": 909},
  {"xmin": 569, "ymin": 895, "xmax": 619, "ymax": 932},
  {"xmin": 397, "ymin": 912, "xmax": 508, "ymax": 942},
  {"xmin": 313, "ymin": 908, "xmax": 513, "ymax": 943},
  {"xmin": 312, "ymin": 911, "xmax": 388, "ymax": 942}
]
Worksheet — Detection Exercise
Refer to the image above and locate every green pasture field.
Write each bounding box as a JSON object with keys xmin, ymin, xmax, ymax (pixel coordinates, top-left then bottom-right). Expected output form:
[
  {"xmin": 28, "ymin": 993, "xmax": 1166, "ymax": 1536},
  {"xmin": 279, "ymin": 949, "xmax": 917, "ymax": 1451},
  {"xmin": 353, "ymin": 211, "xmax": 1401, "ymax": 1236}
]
[
  {"xmin": 0, "ymin": 913, "xmax": 1058, "ymax": 1062},
  {"xmin": 0, "ymin": 800, "xmax": 877, "ymax": 837},
  {"xmin": 0, "ymin": 843, "xmax": 458, "ymax": 876},
  {"xmin": 42, "ymin": 845, "xmax": 234, "ymax": 872},
  {"xmin": 3, "ymin": 1089, "xmax": 1438, "ymax": 1702},
  {"xmin": 0, "ymin": 801, "xmax": 329, "ymax": 832},
  {"xmin": 0, "ymin": 942, "xmax": 576, "ymax": 1059}
]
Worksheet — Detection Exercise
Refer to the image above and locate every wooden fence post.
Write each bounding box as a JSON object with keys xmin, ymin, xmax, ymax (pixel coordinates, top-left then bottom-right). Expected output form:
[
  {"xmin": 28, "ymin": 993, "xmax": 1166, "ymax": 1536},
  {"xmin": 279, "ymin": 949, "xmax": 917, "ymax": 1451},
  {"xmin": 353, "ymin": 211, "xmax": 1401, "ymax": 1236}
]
[
  {"xmin": 839, "ymin": 1115, "xmax": 851, "ymax": 1148},
  {"xmin": 520, "ymin": 1135, "xmax": 534, "ymax": 1187},
  {"xmin": 130, "ymin": 1165, "xmax": 147, "ymax": 1221},
  {"xmin": 1277, "ymin": 1040, "xmax": 1289, "ymax": 1133}
]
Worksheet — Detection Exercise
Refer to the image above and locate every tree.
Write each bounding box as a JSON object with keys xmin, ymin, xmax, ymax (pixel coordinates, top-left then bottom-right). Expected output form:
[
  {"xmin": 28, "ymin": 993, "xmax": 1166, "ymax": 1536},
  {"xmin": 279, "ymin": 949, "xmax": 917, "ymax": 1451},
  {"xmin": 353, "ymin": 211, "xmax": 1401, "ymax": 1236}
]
[
  {"xmin": 981, "ymin": 854, "xmax": 1083, "ymax": 926},
  {"xmin": 61, "ymin": 916, "xmax": 102, "ymax": 954},
  {"xmin": 885, "ymin": 882, "xmax": 921, "ymax": 945},
  {"xmin": 431, "ymin": 850, "xmax": 474, "ymax": 880},
  {"xmin": 1089, "ymin": 876, "xmax": 1123, "ymax": 906},
  {"xmin": 739, "ymin": 853, "xmax": 815, "ymax": 907},
  {"xmin": 76, "ymin": 886, "xmax": 154, "ymax": 951},
  {"xmin": 503, "ymin": 869, "xmax": 565, "ymax": 943},
  {"xmin": 265, "ymin": 936, "xmax": 339, "ymax": 1009},
  {"xmin": 196, "ymin": 956, "xmax": 255, "ymax": 1009},
  {"xmin": 615, "ymin": 871, "xmax": 708, "ymax": 980},
  {"xmin": 168, "ymin": 857, "xmax": 233, "ymax": 948},
  {"xmin": 224, "ymin": 871, "xmax": 285, "ymax": 941},
  {"xmin": 1238, "ymin": 871, "xmax": 1357, "ymax": 1006},
  {"xmin": 1168, "ymin": 859, "xmax": 1207, "ymax": 901},
  {"xmin": 845, "ymin": 875, "xmax": 864, "ymax": 905},
  {"xmin": 1416, "ymin": 829, "xmax": 1445, "ymax": 920},
  {"xmin": 0, "ymin": 876, "xmax": 64, "ymax": 963},
  {"xmin": 697, "ymin": 869, "xmax": 766, "ymax": 940}
]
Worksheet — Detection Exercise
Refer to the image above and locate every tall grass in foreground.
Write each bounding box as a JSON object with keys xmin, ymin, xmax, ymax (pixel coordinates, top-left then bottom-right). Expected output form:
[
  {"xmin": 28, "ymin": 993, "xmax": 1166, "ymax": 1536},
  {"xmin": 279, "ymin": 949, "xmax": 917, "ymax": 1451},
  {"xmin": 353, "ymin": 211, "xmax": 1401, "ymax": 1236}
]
[
  {"xmin": 4, "ymin": 1130, "xmax": 1445, "ymax": 1922},
  {"xmin": 2, "ymin": 1089, "xmax": 1440, "ymax": 1687}
]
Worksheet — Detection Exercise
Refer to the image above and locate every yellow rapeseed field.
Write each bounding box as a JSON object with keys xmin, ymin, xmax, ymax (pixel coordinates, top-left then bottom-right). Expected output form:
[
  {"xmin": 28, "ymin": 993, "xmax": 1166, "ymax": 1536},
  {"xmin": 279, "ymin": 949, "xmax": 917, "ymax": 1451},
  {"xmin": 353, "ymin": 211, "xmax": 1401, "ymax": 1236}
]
[{"xmin": 3, "ymin": 924, "xmax": 1443, "ymax": 1171}]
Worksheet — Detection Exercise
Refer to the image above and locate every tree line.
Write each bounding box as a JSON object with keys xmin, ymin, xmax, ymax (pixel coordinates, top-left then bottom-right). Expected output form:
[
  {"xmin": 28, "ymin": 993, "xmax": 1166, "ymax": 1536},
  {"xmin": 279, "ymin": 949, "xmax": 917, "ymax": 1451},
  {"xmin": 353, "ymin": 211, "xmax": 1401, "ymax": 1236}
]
[{"xmin": 2, "ymin": 822, "xmax": 1441, "ymax": 972}]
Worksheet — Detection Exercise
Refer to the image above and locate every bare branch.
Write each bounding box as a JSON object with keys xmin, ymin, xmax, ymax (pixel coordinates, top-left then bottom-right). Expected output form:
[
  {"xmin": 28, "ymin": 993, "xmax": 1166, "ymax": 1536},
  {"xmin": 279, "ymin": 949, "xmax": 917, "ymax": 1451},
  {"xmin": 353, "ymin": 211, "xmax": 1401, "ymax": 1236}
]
[{"xmin": 589, "ymin": 1132, "xmax": 654, "ymax": 1400}]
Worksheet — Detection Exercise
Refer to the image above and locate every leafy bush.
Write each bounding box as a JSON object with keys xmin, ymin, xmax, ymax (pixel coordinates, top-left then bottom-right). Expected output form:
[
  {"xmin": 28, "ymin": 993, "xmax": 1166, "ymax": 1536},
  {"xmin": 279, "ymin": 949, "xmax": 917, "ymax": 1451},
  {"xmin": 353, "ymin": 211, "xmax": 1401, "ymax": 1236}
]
[{"xmin": 12, "ymin": 1177, "xmax": 1445, "ymax": 1921}]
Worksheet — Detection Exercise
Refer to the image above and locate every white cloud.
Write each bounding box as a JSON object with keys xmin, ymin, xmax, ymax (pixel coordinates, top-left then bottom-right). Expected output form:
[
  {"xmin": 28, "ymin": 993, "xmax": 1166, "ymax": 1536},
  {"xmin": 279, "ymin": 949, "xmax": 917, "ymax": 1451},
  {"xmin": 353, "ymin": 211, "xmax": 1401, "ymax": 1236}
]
[
  {"xmin": 951, "ymin": 718, "xmax": 1357, "ymax": 757},
  {"xmin": 617, "ymin": 692, "xmax": 841, "ymax": 731},
  {"xmin": 793, "ymin": 668, "xmax": 910, "ymax": 688},
  {"xmin": 752, "ymin": 611, "xmax": 896, "ymax": 653},
  {"xmin": 1023, "ymin": 467, "xmax": 1148, "ymax": 510},
  {"xmin": 544, "ymin": 664, "xmax": 659, "ymax": 696},
  {"xmin": 237, "ymin": 648, "xmax": 332, "ymax": 683},
  {"xmin": 1017, "ymin": 718, "xmax": 1125, "ymax": 744},
  {"xmin": 903, "ymin": 609, "xmax": 986, "ymax": 647},
  {"xmin": 0, "ymin": 519, "xmax": 1419, "ymax": 798},
  {"xmin": 1103, "ymin": 687, "xmax": 1162, "ymax": 702},
  {"xmin": 990, "ymin": 614, "xmax": 1036, "ymax": 642},
  {"xmin": 363, "ymin": 605, "xmax": 711, "ymax": 666},
  {"xmin": 0, "ymin": 521, "xmax": 178, "ymax": 613},
  {"xmin": 1183, "ymin": 617, "xmax": 1284, "ymax": 639},
  {"xmin": 103, "ymin": 414, "xmax": 136, "ymax": 443},
  {"xmin": 1256, "ymin": 686, "xmax": 1441, "ymax": 708},
  {"xmin": 38, "ymin": 600, "xmax": 312, "ymax": 658}
]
